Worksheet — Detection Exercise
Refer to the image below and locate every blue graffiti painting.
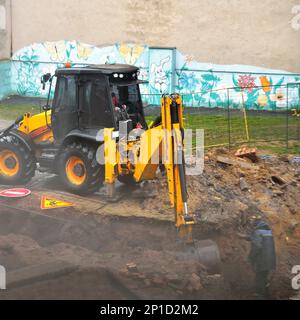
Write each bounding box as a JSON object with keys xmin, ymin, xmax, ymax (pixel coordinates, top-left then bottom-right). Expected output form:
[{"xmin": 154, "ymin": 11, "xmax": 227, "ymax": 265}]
[{"xmin": 0, "ymin": 41, "xmax": 298, "ymax": 109}]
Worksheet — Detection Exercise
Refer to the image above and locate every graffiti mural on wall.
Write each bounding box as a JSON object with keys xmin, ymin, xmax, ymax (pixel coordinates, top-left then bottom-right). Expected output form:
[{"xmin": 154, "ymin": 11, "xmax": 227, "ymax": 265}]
[
  {"xmin": 150, "ymin": 56, "xmax": 171, "ymax": 93},
  {"xmin": 231, "ymin": 74, "xmax": 287, "ymax": 110},
  {"xmin": 10, "ymin": 41, "xmax": 149, "ymax": 99},
  {"xmin": 6, "ymin": 41, "xmax": 300, "ymax": 109},
  {"xmin": 117, "ymin": 43, "xmax": 145, "ymax": 65}
]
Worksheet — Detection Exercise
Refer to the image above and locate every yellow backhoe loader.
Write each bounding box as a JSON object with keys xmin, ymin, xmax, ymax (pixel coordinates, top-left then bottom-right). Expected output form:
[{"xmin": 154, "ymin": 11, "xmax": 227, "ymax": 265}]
[{"xmin": 0, "ymin": 64, "xmax": 220, "ymax": 271}]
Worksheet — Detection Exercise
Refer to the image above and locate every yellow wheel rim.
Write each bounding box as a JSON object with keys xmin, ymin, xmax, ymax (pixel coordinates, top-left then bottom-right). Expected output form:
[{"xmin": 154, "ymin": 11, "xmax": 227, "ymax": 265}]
[
  {"xmin": 65, "ymin": 156, "xmax": 87, "ymax": 186},
  {"xmin": 0, "ymin": 150, "xmax": 20, "ymax": 177}
]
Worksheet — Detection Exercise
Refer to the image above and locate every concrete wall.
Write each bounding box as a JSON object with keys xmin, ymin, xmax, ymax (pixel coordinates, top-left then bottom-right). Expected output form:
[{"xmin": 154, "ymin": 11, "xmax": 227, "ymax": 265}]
[
  {"xmin": 0, "ymin": 60, "xmax": 11, "ymax": 99},
  {"xmin": 0, "ymin": 0, "xmax": 11, "ymax": 99},
  {"xmin": 10, "ymin": 0, "xmax": 300, "ymax": 72},
  {"xmin": 0, "ymin": 0, "xmax": 11, "ymax": 59}
]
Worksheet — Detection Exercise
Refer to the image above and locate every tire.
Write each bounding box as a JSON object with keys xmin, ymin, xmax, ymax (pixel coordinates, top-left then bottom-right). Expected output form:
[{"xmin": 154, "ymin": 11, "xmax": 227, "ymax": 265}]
[
  {"xmin": 0, "ymin": 135, "xmax": 36, "ymax": 185},
  {"xmin": 57, "ymin": 141, "xmax": 104, "ymax": 195}
]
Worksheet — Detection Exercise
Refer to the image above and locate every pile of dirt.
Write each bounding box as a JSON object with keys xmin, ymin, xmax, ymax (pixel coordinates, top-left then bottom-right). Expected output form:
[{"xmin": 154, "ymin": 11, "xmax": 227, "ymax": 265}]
[
  {"xmin": 141, "ymin": 147, "xmax": 300, "ymax": 298},
  {"xmin": 148, "ymin": 148, "xmax": 299, "ymax": 227}
]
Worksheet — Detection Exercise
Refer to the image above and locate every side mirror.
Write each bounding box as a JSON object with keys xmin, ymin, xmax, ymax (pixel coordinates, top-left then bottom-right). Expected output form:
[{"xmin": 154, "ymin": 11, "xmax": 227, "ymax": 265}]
[{"xmin": 41, "ymin": 73, "xmax": 52, "ymax": 90}]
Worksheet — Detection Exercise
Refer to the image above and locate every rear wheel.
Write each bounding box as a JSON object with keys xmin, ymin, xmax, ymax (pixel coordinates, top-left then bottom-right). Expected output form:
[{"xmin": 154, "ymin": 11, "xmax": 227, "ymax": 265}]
[
  {"xmin": 57, "ymin": 142, "xmax": 104, "ymax": 195},
  {"xmin": 0, "ymin": 135, "xmax": 36, "ymax": 185}
]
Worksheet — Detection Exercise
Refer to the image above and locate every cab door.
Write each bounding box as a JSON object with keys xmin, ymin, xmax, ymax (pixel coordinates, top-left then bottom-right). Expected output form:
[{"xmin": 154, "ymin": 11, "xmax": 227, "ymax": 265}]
[
  {"xmin": 78, "ymin": 75, "xmax": 114, "ymax": 129},
  {"xmin": 51, "ymin": 75, "xmax": 78, "ymax": 141}
]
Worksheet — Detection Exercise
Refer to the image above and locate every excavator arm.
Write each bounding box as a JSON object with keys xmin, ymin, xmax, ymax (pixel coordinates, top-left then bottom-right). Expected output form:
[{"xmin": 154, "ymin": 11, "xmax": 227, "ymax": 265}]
[
  {"xmin": 160, "ymin": 94, "xmax": 195, "ymax": 241},
  {"xmin": 104, "ymin": 94, "xmax": 195, "ymax": 241}
]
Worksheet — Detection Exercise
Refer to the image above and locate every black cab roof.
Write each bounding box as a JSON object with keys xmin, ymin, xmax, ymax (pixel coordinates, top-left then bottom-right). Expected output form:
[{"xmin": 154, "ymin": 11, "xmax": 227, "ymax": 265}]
[{"xmin": 55, "ymin": 64, "xmax": 139, "ymax": 76}]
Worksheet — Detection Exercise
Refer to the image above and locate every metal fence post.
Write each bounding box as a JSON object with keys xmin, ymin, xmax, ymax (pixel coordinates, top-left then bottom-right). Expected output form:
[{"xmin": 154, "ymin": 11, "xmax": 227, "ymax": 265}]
[
  {"xmin": 172, "ymin": 48, "xmax": 177, "ymax": 93},
  {"xmin": 298, "ymin": 84, "xmax": 300, "ymax": 140},
  {"xmin": 240, "ymin": 89, "xmax": 250, "ymax": 142},
  {"xmin": 286, "ymin": 84, "xmax": 289, "ymax": 150},
  {"xmin": 227, "ymin": 88, "xmax": 231, "ymax": 149}
]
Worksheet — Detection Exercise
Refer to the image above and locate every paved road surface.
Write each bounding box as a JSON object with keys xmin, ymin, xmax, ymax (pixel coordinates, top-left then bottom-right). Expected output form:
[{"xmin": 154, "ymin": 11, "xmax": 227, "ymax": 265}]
[{"xmin": 0, "ymin": 119, "xmax": 12, "ymax": 130}]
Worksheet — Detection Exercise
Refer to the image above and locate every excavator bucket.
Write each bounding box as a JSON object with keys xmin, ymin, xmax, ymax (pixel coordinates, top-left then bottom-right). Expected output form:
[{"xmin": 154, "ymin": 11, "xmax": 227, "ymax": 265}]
[{"xmin": 176, "ymin": 239, "xmax": 221, "ymax": 274}]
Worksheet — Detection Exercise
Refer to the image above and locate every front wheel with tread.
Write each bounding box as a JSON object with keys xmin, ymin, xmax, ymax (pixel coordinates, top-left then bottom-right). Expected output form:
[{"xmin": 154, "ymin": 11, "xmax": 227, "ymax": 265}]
[
  {"xmin": 57, "ymin": 142, "xmax": 104, "ymax": 195},
  {"xmin": 0, "ymin": 135, "xmax": 36, "ymax": 185}
]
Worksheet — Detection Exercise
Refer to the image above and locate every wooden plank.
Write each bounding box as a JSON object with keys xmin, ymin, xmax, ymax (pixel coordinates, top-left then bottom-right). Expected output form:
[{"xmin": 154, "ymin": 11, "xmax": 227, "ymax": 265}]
[{"xmin": 216, "ymin": 156, "xmax": 259, "ymax": 170}]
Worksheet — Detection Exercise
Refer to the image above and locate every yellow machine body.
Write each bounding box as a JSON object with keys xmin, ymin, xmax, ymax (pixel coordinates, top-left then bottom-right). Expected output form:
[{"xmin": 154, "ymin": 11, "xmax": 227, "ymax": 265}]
[{"xmin": 18, "ymin": 110, "xmax": 54, "ymax": 143}]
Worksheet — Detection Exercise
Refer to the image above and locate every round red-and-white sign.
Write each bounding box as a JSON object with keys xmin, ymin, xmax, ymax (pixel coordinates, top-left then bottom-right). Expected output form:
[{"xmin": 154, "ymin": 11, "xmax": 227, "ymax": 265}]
[{"xmin": 0, "ymin": 188, "xmax": 31, "ymax": 198}]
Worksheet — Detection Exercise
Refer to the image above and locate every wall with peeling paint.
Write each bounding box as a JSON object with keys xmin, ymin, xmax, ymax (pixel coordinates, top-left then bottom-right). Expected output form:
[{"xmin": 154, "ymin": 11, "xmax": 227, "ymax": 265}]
[
  {"xmin": 0, "ymin": 0, "xmax": 11, "ymax": 59},
  {"xmin": 8, "ymin": 0, "xmax": 300, "ymax": 73}
]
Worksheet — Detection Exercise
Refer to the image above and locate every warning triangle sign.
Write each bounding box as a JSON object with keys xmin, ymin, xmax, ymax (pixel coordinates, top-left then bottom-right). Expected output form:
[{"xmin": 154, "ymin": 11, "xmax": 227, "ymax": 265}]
[{"xmin": 41, "ymin": 195, "xmax": 74, "ymax": 210}]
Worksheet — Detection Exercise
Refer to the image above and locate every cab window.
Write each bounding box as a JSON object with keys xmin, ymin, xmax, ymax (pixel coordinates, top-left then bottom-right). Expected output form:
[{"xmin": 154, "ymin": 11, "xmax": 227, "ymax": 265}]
[
  {"xmin": 53, "ymin": 75, "xmax": 76, "ymax": 112},
  {"xmin": 79, "ymin": 76, "xmax": 113, "ymax": 128}
]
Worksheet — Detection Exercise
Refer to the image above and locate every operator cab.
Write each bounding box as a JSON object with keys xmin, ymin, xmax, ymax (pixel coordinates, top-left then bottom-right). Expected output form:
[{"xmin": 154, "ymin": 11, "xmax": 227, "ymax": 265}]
[{"xmin": 43, "ymin": 64, "xmax": 147, "ymax": 142}]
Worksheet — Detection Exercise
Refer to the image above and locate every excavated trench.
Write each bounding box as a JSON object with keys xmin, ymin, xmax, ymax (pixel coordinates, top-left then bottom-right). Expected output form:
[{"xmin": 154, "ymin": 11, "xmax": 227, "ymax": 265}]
[
  {"xmin": 0, "ymin": 148, "xmax": 299, "ymax": 299},
  {"xmin": 0, "ymin": 203, "xmax": 292, "ymax": 300}
]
